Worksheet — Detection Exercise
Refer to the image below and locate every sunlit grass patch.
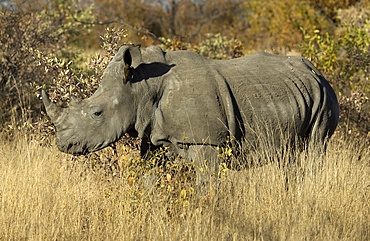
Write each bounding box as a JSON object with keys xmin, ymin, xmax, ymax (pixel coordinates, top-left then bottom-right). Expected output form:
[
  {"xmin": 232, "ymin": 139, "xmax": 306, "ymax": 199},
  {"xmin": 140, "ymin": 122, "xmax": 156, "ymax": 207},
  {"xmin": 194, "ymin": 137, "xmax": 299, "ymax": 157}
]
[{"xmin": 0, "ymin": 133, "xmax": 368, "ymax": 240}]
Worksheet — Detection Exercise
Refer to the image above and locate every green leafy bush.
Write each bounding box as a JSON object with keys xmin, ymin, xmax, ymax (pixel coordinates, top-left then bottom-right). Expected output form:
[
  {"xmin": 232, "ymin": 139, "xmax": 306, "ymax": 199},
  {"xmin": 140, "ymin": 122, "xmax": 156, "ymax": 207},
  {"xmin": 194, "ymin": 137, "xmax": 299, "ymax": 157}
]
[
  {"xmin": 196, "ymin": 33, "xmax": 244, "ymax": 60},
  {"xmin": 301, "ymin": 5, "xmax": 370, "ymax": 136},
  {"xmin": 0, "ymin": 0, "xmax": 94, "ymax": 130},
  {"xmin": 160, "ymin": 33, "xmax": 244, "ymax": 59}
]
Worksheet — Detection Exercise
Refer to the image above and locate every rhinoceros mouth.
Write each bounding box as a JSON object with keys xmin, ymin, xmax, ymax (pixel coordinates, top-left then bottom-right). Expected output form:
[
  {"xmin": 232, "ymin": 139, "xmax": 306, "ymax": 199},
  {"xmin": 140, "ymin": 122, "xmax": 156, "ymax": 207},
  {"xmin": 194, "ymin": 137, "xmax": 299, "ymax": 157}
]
[
  {"xmin": 58, "ymin": 140, "xmax": 111, "ymax": 155},
  {"xmin": 90, "ymin": 140, "xmax": 111, "ymax": 153},
  {"xmin": 55, "ymin": 134, "xmax": 86, "ymax": 155},
  {"xmin": 57, "ymin": 141, "xmax": 88, "ymax": 155}
]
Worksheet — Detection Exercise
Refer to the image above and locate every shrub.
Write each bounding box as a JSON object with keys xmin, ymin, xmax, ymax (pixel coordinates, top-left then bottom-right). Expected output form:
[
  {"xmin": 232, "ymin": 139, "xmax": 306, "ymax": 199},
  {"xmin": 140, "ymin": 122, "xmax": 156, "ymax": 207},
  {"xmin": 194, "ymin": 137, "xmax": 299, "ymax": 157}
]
[
  {"xmin": 0, "ymin": 0, "xmax": 94, "ymax": 131},
  {"xmin": 300, "ymin": 4, "xmax": 370, "ymax": 136},
  {"xmin": 160, "ymin": 33, "xmax": 244, "ymax": 59},
  {"xmin": 243, "ymin": 0, "xmax": 333, "ymax": 51},
  {"xmin": 196, "ymin": 33, "xmax": 244, "ymax": 60}
]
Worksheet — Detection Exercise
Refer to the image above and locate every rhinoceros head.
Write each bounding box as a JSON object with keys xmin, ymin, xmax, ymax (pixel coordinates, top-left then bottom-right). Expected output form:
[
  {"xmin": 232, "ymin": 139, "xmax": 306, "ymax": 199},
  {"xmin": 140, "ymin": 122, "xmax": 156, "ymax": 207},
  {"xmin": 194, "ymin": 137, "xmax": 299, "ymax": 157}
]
[{"xmin": 42, "ymin": 45, "xmax": 142, "ymax": 154}]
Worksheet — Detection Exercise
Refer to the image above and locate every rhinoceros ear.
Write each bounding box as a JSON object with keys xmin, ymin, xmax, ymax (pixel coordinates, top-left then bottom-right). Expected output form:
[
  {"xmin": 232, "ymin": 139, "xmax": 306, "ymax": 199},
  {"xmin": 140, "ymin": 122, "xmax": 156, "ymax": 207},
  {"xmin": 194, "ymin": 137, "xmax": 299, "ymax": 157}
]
[
  {"xmin": 123, "ymin": 44, "xmax": 142, "ymax": 68},
  {"xmin": 122, "ymin": 45, "xmax": 142, "ymax": 84}
]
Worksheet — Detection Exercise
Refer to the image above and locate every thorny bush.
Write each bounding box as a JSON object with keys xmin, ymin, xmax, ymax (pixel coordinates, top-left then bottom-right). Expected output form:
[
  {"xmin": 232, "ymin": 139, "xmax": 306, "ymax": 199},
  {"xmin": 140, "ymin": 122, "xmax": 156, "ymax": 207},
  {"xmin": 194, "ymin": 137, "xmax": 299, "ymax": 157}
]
[{"xmin": 0, "ymin": 0, "xmax": 94, "ymax": 135}]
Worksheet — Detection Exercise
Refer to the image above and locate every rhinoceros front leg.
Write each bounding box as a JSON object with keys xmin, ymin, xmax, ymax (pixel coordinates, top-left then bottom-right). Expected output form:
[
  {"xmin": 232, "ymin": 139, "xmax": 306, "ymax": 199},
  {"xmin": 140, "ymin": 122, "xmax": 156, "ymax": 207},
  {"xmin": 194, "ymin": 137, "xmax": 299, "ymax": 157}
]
[
  {"xmin": 140, "ymin": 135, "xmax": 160, "ymax": 159},
  {"xmin": 182, "ymin": 145, "xmax": 220, "ymax": 193}
]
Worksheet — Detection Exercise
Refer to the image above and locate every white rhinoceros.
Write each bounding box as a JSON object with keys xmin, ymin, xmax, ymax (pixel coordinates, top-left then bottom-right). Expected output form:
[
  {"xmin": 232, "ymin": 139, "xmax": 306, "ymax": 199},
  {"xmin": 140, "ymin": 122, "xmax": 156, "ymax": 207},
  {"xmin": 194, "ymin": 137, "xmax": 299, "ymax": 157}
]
[{"xmin": 42, "ymin": 45, "xmax": 339, "ymax": 174}]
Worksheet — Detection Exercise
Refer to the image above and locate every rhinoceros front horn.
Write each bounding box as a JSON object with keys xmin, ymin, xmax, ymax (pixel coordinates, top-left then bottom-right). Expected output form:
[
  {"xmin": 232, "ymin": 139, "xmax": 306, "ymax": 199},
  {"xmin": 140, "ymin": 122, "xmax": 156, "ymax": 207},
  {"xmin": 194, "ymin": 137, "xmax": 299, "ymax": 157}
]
[{"xmin": 42, "ymin": 89, "xmax": 65, "ymax": 125}]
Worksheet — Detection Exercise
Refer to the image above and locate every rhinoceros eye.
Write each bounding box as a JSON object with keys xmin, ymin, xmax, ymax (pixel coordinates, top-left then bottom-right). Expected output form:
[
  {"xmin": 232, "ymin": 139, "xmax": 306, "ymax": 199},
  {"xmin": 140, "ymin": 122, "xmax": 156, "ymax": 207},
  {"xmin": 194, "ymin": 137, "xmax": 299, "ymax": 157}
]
[
  {"xmin": 89, "ymin": 106, "xmax": 104, "ymax": 120},
  {"xmin": 93, "ymin": 111, "xmax": 103, "ymax": 117}
]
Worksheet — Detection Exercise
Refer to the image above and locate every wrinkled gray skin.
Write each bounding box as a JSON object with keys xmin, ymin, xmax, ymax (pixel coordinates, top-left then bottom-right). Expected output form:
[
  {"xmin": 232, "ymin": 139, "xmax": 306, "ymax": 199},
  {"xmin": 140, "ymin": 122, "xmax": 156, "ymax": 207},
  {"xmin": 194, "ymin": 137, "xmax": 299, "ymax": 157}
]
[{"xmin": 43, "ymin": 45, "xmax": 339, "ymax": 176}]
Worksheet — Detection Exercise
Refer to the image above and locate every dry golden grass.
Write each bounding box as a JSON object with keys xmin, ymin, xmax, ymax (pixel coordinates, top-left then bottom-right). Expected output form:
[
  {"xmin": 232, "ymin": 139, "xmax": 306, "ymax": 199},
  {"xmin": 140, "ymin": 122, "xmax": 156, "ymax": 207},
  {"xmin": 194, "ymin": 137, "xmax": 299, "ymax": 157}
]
[{"xmin": 0, "ymin": 133, "xmax": 369, "ymax": 240}]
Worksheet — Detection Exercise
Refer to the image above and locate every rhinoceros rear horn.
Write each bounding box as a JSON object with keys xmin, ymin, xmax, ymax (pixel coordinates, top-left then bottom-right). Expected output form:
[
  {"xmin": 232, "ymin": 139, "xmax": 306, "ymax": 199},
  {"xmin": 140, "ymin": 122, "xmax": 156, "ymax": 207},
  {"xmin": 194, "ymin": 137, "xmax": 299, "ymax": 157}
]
[{"xmin": 42, "ymin": 89, "xmax": 65, "ymax": 125}]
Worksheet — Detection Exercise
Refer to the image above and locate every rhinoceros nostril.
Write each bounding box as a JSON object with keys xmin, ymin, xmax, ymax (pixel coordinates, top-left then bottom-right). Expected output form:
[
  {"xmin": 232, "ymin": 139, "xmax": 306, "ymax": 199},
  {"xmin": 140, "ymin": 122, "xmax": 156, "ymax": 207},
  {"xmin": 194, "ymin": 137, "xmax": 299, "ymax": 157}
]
[{"xmin": 67, "ymin": 143, "xmax": 74, "ymax": 151}]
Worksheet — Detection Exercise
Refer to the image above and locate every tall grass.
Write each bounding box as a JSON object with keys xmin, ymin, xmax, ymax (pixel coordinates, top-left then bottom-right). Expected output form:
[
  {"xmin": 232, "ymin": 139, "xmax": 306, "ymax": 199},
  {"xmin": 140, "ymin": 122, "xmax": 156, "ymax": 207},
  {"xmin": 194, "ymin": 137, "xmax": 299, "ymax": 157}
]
[{"xmin": 0, "ymin": 133, "xmax": 369, "ymax": 240}]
